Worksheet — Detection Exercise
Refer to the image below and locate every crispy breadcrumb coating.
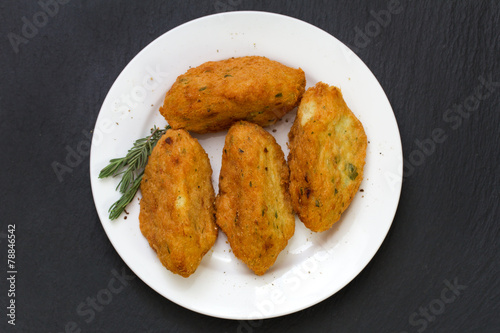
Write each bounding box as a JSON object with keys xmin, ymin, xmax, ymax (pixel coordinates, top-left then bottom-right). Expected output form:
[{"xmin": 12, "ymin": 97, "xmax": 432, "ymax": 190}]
[
  {"xmin": 160, "ymin": 56, "xmax": 305, "ymax": 133},
  {"xmin": 288, "ymin": 82, "xmax": 367, "ymax": 232},
  {"xmin": 215, "ymin": 121, "xmax": 295, "ymax": 275},
  {"xmin": 139, "ymin": 129, "xmax": 218, "ymax": 277}
]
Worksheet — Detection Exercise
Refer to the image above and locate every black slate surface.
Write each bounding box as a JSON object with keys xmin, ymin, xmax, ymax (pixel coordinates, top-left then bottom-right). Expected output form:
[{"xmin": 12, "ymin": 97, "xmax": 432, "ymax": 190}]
[{"xmin": 1, "ymin": 0, "xmax": 499, "ymax": 332}]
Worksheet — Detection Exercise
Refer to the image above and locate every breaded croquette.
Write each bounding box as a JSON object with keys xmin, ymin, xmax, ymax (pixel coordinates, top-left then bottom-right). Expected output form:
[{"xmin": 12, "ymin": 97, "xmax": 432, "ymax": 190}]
[
  {"xmin": 139, "ymin": 129, "xmax": 218, "ymax": 277},
  {"xmin": 160, "ymin": 56, "xmax": 306, "ymax": 133},
  {"xmin": 215, "ymin": 121, "xmax": 295, "ymax": 275},
  {"xmin": 288, "ymin": 82, "xmax": 367, "ymax": 232}
]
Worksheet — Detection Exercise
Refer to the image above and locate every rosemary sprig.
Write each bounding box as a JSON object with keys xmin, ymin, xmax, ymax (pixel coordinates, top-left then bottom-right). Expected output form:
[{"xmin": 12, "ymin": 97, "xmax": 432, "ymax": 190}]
[{"xmin": 99, "ymin": 125, "xmax": 171, "ymax": 220}]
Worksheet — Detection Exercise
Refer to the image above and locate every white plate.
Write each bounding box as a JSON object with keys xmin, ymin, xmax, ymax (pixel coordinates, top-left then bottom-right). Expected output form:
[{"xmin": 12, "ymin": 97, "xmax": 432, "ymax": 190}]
[{"xmin": 90, "ymin": 11, "xmax": 403, "ymax": 320}]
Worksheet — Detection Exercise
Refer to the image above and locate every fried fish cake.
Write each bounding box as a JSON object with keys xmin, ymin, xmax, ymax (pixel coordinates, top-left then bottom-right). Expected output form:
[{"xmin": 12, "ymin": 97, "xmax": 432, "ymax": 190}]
[
  {"xmin": 215, "ymin": 121, "xmax": 295, "ymax": 275},
  {"xmin": 139, "ymin": 129, "xmax": 218, "ymax": 277},
  {"xmin": 160, "ymin": 56, "xmax": 306, "ymax": 133},
  {"xmin": 288, "ymin": 82, "xmax": 367, "ymax": 232}
]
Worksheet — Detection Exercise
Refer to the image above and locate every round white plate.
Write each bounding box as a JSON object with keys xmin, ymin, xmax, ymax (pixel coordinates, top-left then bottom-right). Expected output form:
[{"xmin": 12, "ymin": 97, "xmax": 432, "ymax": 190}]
[{"xmin": 90, "ymin": 11, "xmax": 403, "ymax": 320}]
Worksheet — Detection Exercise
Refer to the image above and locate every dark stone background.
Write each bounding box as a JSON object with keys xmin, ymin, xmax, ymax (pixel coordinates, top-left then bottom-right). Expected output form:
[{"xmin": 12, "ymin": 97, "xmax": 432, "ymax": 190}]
[{"xmin": 1, "ymin": 0, "xmax": 499, "ymax": 332}]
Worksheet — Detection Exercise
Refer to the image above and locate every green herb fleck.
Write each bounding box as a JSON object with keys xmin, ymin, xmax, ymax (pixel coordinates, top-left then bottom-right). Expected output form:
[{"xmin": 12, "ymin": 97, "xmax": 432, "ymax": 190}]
[
  {"xmin": 347, "ymin": 163, "xmax": 358, "ymax": 180},
  {"xmin": 275, "ymin": 92, "xmax": 283, "ymax": 98},
  {"xmin": 199, "ymin": 86, "xmax": 207, "ymax": 91}
]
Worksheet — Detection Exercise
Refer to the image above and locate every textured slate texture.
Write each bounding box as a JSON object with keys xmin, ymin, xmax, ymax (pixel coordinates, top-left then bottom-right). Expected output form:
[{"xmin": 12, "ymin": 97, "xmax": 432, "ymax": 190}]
[{"xmin": 0, "ymin": 0, "xmax": 499, "ymax": 332}]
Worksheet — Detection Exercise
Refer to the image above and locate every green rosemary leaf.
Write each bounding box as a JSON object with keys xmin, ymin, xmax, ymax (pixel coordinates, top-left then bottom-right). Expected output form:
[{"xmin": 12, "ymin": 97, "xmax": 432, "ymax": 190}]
[
  {"xmin": 108, "ymin": 171, "xmax": 144, "ymax": 220},
  {"xmin": 98, "ymin": 158, "xmax": 126, "ymax": 178},
  {"xmin": 116, "ymin": 169, "xmax": 134, "ymax": 194}
]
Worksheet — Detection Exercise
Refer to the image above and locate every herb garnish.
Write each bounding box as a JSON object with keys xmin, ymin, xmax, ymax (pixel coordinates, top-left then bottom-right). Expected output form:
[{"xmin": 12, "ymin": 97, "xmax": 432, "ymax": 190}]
[{"xmin": 99, "ymin": 125, "xmax": 171, "ymax": 220}]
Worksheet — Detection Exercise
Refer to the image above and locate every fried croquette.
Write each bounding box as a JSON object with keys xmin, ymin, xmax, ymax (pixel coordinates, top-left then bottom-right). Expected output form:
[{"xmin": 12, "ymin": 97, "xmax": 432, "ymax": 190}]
[
  {"xmin": 139, "ymin": 129, "xmax": 218, "ymax": 277},
  {"xmin": 215, "ymin": 121, "xmax": 295, "ymax": 275},
  {"xmin": 288, "ymin": 82, "xmax": 367, "ymax": 232},
  {"xmin": 160, "ymin": 56, "xmax": 306, "ymax": 133}
]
